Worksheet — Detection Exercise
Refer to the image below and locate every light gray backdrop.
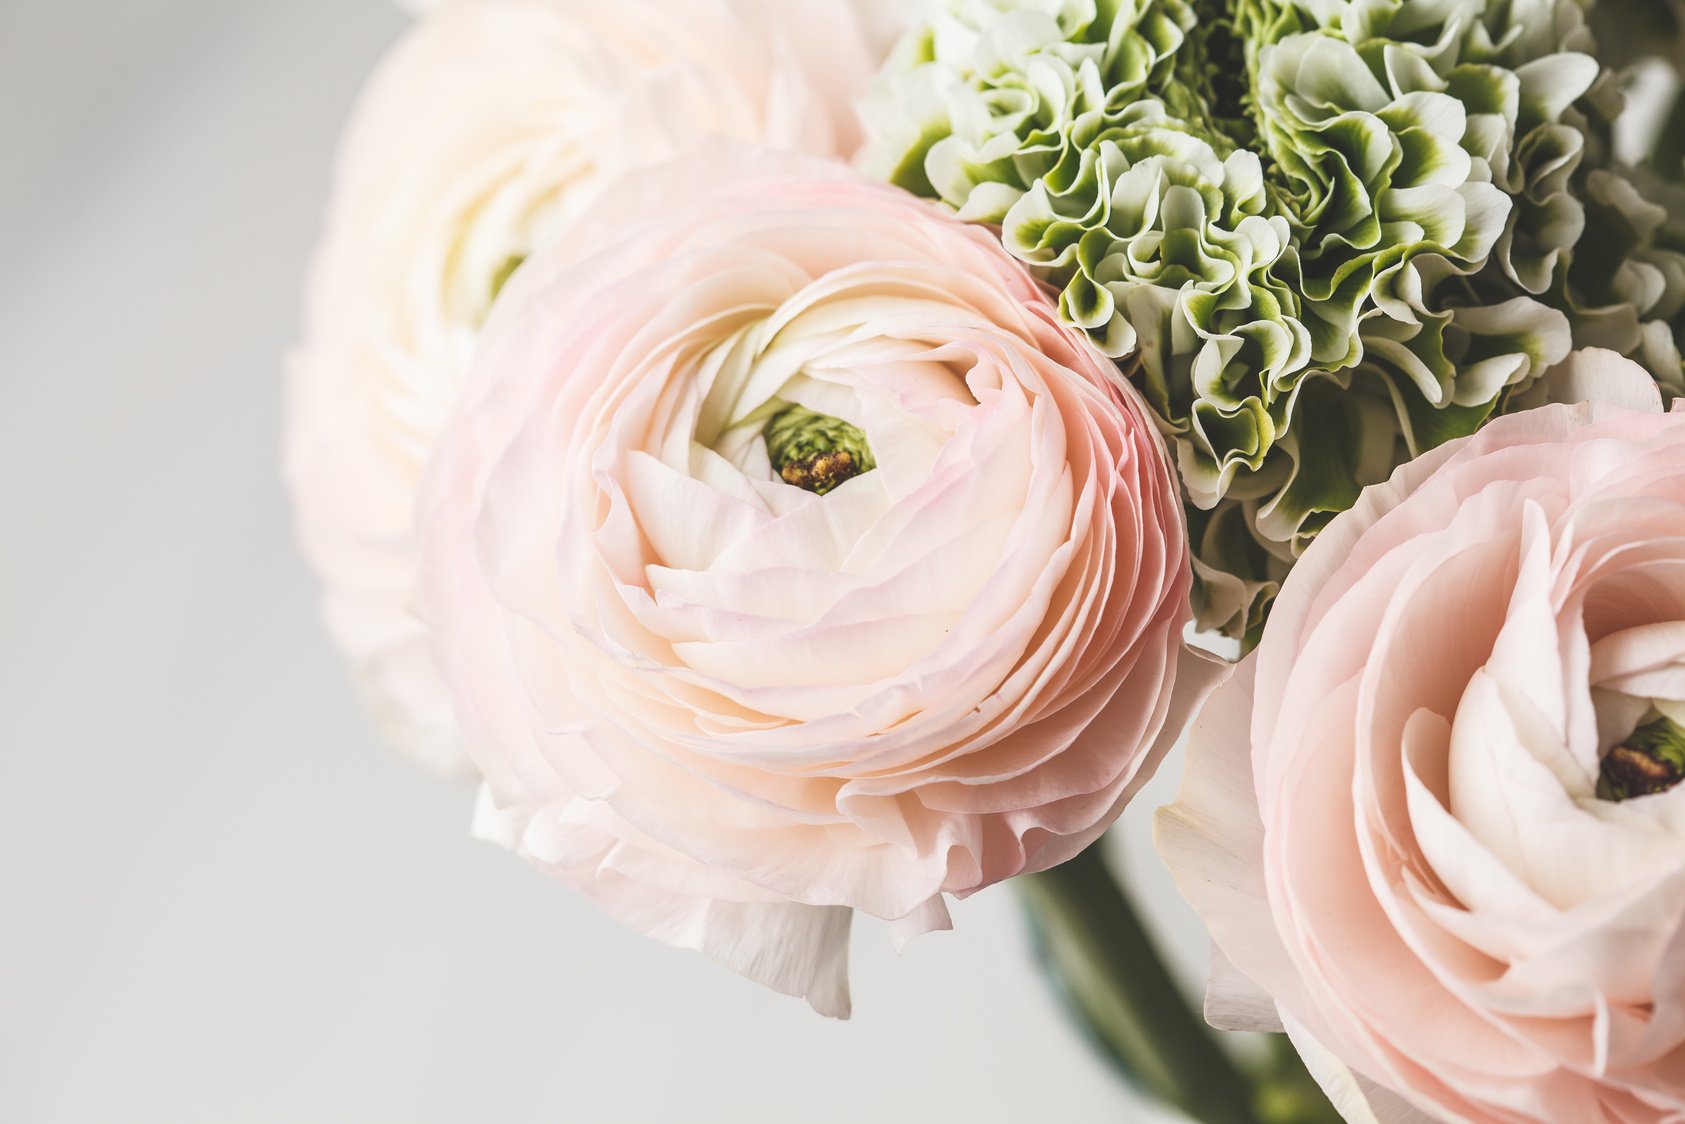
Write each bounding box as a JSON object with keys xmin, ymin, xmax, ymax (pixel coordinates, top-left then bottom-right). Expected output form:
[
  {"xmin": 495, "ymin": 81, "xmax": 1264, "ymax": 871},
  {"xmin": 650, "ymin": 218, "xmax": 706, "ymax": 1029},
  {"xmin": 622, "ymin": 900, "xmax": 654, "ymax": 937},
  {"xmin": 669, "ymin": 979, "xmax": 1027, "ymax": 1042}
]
[{"xmin": 0, "ymin": 2, "xmax": 1206, "ymax": 1120}]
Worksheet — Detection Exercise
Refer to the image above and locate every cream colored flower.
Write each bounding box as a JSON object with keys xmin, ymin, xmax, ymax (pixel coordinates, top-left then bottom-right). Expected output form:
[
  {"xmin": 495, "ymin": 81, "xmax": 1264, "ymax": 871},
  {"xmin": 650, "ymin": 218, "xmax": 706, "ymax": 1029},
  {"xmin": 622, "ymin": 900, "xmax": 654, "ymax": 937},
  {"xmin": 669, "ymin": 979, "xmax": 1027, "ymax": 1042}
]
[{"xmin": 286, "ymin": 0, "xmax": 874, "ymax": 773}]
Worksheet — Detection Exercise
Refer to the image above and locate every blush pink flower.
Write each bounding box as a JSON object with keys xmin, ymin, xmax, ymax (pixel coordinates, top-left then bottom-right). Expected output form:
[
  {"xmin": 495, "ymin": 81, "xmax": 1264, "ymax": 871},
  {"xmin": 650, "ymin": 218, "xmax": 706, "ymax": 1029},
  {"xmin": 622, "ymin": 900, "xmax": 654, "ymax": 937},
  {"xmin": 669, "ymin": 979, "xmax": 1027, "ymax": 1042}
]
[
  {"xmin": 285, "ymin": 0, "xmax": 873, "ymax": 774},
  {"xmin": 1158, "ymin": 353, "xmax": 1685, "ymax": 1121},
  {"xmin": 415, "ymin": 148, "xmax": 1222, "ymax": 1015}
]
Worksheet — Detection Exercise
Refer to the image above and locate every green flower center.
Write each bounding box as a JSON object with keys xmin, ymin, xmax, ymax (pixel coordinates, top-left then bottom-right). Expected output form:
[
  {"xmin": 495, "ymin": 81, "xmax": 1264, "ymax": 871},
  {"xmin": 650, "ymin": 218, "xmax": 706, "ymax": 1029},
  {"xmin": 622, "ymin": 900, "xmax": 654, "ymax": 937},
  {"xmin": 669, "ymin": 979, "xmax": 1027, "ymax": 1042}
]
[
  {"xmin": 488, "ymin": 253, "xmax": 526, "ymax": 307},
  {"xmin": 762, "ymin": 403, "xmax": 876, "ymax": 496},
  {"xmin": 1597, "ymin": 711, "xmax": 1685, "ymax": 802}
]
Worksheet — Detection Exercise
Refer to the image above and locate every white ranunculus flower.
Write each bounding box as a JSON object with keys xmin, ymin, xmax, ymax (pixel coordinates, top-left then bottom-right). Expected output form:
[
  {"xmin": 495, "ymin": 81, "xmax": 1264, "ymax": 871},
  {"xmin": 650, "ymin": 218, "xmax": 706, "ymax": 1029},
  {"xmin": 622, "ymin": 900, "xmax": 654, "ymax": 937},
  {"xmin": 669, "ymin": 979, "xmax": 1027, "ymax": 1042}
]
[
  {"xmin": 393, "ymin": 0, "xmax": 928, "ymax": 57},
  {"xmin": 286, "ymin": 0, "xmax": 874, "ymax": 773}
]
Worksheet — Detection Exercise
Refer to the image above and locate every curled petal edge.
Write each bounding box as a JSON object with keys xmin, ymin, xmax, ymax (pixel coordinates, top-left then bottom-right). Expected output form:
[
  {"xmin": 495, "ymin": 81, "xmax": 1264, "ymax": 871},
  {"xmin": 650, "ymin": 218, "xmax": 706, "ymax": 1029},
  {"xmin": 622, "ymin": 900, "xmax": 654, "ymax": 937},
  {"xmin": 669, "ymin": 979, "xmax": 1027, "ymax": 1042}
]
[
  {"xmin": 1282, "ymin": 1012, "xmax": 1444, "ymax": 1124},
  {"xmin": 473, "ymin": 788, "xmax": 856, "ymax": 1018}
]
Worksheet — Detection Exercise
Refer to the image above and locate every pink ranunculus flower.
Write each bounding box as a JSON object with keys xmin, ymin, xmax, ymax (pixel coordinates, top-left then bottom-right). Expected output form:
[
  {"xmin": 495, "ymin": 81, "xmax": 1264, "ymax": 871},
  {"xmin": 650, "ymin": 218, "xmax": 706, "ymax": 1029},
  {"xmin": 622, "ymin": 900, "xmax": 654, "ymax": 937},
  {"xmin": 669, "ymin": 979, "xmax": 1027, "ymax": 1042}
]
[
  {"xmin": 415, "ymin": 147, "xmax": 1224, "ymax": 1015},
  {"xmin": 285, "ymin": 0, "xmax": 873, "ymax": 775},
  {"xmin": 1158, "ymin": 353, "xmax": 1685, "ymax": 1121}
]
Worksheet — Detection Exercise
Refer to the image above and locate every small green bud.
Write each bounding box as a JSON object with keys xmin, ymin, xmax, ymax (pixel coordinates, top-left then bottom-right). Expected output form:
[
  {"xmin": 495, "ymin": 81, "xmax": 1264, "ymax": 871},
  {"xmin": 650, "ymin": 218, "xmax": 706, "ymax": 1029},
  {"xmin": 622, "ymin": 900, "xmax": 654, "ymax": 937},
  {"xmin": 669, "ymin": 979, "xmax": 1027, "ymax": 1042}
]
[
  {"xmin": 1597, "ymin": 711, "xmax": 1685, "ymax": 802},
  {"xmin": 762, "ymin": 403, "xmax": 876, "ymax": 496}
]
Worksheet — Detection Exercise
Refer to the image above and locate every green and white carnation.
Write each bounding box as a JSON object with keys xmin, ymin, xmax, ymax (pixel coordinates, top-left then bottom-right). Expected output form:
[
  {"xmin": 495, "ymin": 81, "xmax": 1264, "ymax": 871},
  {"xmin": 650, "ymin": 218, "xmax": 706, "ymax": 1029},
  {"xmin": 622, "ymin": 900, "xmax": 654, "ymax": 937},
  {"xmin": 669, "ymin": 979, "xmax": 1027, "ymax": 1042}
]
[{"xmin": 863, "ymin": 0, "xmax": 1685, "ymax": 641}]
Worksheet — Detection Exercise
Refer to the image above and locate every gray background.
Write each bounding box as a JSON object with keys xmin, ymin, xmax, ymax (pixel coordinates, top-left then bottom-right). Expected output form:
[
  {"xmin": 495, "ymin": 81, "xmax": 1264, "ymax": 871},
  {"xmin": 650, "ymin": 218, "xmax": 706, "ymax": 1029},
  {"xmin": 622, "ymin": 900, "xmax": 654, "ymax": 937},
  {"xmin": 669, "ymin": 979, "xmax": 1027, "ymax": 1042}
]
[{"xmin": 0, "ymin": 1, "xmax": 1205, "ymax": 1120}]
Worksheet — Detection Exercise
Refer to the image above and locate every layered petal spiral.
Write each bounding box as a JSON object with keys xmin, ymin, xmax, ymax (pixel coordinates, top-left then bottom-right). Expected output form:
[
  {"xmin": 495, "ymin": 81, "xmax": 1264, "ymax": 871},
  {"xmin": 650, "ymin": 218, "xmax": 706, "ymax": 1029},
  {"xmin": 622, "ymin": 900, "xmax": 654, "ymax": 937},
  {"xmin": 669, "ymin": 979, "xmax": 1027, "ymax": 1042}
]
[
  {"xmin": 1160, "ymin": 357, "xmax": 1685, "ymax": 1121},
  {"xmin": 286, "ymin": 0, "xmax": 873, "ymax": 772},
  {"xmin": 417, "ymin": 149, "xmax": 1219, "ymax": 1014}
]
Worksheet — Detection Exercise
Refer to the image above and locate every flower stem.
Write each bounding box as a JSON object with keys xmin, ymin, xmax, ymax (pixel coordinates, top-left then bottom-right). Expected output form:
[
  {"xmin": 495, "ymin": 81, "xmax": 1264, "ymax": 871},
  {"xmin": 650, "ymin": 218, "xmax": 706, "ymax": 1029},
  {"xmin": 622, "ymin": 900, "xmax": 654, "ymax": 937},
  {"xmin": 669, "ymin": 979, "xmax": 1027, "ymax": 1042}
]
[{"xmin": 1019, "ymin": 845, "xmax": 1341, "ymax": 1124}]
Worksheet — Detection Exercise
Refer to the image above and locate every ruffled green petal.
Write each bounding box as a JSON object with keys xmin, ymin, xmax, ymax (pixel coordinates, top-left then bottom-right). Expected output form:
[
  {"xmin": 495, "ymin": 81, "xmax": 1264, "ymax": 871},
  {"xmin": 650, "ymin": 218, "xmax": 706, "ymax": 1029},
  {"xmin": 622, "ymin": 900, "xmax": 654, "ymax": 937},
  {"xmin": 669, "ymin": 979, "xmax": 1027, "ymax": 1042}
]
[{"xmin": 864, "ymin": 0, "xmax": 1674, "ymax": 640}]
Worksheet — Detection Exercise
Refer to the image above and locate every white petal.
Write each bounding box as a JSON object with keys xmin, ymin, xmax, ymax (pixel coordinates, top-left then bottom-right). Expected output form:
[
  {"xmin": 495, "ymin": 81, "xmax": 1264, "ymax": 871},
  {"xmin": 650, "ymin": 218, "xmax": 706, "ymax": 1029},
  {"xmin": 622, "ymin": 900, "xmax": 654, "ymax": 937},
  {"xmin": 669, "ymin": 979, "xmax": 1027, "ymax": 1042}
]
[
  {"xmin": 1531, "ymin": 348, "xmax": 1666, "ymax": 413},
  {"xmin": 1206, "ymin": 945, "xmax": 1283, "ymax": 1033},
  {"xmin": 1154, "ymin": 656, "xmax": 1312, "ymax": 1027},
  {"xmin": 474, "ymin": 788, "xmax": 857, "ymax": 1017},
  {"xmin": 1281, "ymin": 1012, "xmax": 1444, "ymax": 1124},
  {"xmin": 886, "ymin": 895, "xmax": 953, "ymax": 952}
]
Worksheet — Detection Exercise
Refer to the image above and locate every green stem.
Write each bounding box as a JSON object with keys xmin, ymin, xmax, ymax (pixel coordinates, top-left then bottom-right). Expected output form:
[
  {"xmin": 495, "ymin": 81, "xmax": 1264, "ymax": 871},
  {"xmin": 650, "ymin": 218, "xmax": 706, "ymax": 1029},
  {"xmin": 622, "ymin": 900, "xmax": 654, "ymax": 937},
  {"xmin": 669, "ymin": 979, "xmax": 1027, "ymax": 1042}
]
[
  {"xmin": 1019, "ymin": 845, "xmax": 1342, "ymax": 1124},
  {"xmin": 1653, "ymin": 84, "xmax": 1685, "ymax": 175}
]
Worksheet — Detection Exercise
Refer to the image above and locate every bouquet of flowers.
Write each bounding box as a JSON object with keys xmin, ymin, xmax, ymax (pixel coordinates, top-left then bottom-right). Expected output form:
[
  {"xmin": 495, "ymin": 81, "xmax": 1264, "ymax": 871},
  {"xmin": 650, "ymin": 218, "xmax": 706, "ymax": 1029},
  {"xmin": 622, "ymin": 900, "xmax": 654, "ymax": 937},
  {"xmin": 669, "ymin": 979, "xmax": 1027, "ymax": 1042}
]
[{"xmin": 287, "ymin": 1, "xmax": 1685, "ymax": 1119}]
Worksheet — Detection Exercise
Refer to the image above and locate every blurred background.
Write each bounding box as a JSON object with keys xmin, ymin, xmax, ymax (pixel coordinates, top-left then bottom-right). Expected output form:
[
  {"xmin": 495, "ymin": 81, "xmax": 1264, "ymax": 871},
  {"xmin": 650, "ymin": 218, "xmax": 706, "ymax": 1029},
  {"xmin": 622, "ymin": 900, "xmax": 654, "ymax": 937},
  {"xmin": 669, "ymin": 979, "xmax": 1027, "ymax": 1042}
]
[{"xmin": 0, "ymin": 2, "xmax": 1204, "ymax": 1119}]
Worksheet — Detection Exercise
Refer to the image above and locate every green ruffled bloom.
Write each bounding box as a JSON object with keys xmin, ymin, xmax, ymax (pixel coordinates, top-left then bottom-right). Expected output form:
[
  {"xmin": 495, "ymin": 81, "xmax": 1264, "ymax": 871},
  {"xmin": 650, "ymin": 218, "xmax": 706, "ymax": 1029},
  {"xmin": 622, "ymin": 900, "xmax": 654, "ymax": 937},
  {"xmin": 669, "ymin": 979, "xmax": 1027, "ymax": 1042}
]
[
  {"xmin": 869, "ymin": 0, "xmax": 1201, "ymax": 210},
  {"xmin": 1590, "ymin": 0, "xmax": 1685, "ymax": 72},
  {"xmin": 864, "ymin": 0, "xmax": 1681, "ymax": 639},
  {"xmin": 1571, "ymin": 167, "xmax": 1685, "ymax": 397}
]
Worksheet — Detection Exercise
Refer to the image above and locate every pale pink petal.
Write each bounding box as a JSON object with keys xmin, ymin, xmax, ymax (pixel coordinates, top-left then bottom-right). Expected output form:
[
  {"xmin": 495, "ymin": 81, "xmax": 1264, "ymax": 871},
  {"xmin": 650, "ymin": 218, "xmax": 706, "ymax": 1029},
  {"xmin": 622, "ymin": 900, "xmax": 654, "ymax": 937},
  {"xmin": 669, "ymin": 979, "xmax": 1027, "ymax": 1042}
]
[{"xmin": 414, "ymin": 148, "xmax": 1201, "ymax": 1015}]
